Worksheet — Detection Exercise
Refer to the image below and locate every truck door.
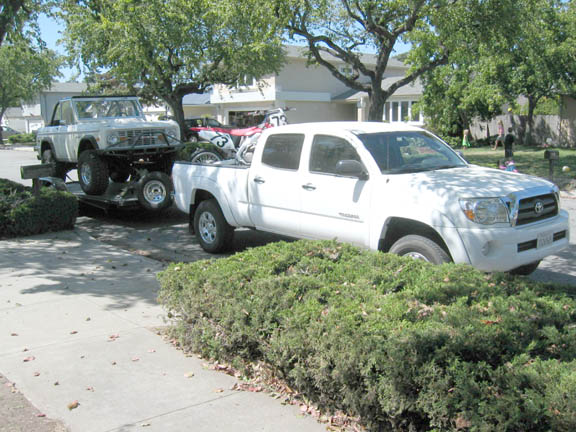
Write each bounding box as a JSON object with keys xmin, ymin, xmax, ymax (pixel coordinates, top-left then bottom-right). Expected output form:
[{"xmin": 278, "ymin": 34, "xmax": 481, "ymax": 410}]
[
  {"xmin": 60, "ymin": 100, "xmax": 78, "ymax": 161},
  {"xmin": 248, "ymin": 133, "xmax": 305, "ymax": 236},
  {"xmin": 299, "ymin": 134, "xmax": 371, "ymax": 246}
]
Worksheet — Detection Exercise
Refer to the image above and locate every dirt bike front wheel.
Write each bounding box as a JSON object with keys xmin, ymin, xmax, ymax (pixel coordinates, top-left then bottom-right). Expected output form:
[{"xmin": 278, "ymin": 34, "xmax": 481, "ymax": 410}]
[{"xmin": 190, "ymin": 149, "xmax": 223, "ymax": 164}]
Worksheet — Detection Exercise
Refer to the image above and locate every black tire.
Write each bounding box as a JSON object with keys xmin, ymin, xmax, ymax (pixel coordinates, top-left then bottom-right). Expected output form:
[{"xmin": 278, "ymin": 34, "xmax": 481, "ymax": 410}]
[
  {"xmin": 193, "ymin": 199, "xmax": 234, "ymax": 253},
  {"xmin": 110, "ymin": 170, "xmax": 130, "ymax": 183},
  {"xmin": 136, "ymin": 171, "xmax": 173, "ymax": 211},
  {"xmin": 389, "ymin": 235, "xmax": 451, "ymax": 265},
  {"xmin": 41, "ymin": 148, "xmax": 68, "ymax": 180},
  {"xmin": 190, "ymin": 149, "xmax": 223, "ymax": 164},
  {"xmin": 188, "ymin": 134, "xmax": 199, "ymax": 143},
  {"xmin": 509, "ymin": 260, "xmax": 541, "ymax": 276},
  {"xmin": 78, "ymin": 150, "xmax": 109, "ymax": 195}
]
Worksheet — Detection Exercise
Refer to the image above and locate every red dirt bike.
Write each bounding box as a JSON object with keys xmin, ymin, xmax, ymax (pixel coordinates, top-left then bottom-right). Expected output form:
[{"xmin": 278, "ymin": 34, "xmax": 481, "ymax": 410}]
[{"xmin": 189, "ymin": 108, "xmax": 288, "ymax": 164}]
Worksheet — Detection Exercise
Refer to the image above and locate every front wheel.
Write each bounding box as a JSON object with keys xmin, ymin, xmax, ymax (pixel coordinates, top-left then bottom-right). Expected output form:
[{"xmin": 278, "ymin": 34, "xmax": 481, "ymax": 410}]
[
  {"xmin": 389, "ymin": 235, "xmax": 451, "ymax": 265},
  {"xmin": 78, "ymin": 150, "xmax": 109, "ymax": 195},
  {"xmin": 193, "ymin": 199, "xmax": 234, "ymax": 253},
  {"xmin": 136, "ymin": 171, "xmax": 173, "ymax": 211},
  {"xmin": 190, "ymin": 149, "xmax": 223, "ymax": 164}
]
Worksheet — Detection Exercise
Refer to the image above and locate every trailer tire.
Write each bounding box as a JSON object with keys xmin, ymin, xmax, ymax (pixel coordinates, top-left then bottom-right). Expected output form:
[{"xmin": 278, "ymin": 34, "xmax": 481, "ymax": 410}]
[
  {"xmin": 78, "ymin": 150, "xmax": 109, "ymax": 195},
  {"xmin": 193, "ymin": 199, "xmax": 234, "ymax": 253},
  {"xmin": 136, "ymin": 171, "xmax": 173, "ymax": 211},
  {"xmin": 389, "ymin": 235, "xmax": 451, "ymax": 265}
]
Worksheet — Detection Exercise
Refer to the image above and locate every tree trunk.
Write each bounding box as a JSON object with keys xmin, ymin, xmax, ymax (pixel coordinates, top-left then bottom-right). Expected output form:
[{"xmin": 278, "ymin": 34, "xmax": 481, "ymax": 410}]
[
  {"xmin": 525, "ymin": 95, "xmax": 537, "ymax": 146},
  {"xmin": 367, "ymin": 87, "xmax": 386, "ymax": 122},
  {"xmin": 0, "ymin": 108, "xmax": 5, "ymax": 143},
  {"xmin": 164, "ymin": 95, "xmax": 187, "ymax": 140}
]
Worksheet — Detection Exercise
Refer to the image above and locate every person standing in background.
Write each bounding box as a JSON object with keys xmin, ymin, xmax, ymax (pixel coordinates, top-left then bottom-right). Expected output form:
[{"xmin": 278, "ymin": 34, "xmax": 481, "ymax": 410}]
[
  {"xmin": 504, "ymin": 128, "xmax": 515, "ymax": 158},
  {"xmin": 462, "ymin": 129, "xmax": 471, "ymax": 148}
]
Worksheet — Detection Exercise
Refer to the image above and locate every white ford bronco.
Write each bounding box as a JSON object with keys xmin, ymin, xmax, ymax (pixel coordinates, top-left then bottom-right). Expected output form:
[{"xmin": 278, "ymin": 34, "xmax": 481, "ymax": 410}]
[
  {"xmin": 36, "ymin": 96, "xmax": 181, "ymax": 210},
  {"xmin": 172, "ymin": 122, "xmax": 569, "ymax": 274}
]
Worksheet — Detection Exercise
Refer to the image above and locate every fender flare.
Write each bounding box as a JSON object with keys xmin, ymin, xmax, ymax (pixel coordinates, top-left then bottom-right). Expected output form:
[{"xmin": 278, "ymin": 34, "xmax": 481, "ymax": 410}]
[{"xmin": 189, "ymin": 179, "xmax": 239, "ymax": 228}]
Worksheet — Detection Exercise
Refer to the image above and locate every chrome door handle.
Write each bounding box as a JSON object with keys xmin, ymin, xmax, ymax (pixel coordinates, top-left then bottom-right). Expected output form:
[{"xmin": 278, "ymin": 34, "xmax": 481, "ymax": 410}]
[
  {"xmin": 253, "ymin": 177, "xmax": 265, "ymax": 184},
  {"xmin": 302, "ymin": 183, "xmax": 316, "ymax": 191}
]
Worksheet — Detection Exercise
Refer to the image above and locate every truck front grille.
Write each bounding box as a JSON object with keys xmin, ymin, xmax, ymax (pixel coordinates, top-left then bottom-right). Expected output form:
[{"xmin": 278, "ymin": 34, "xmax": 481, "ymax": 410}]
[
  {"xmin": 516, "ymin": 193, "xmax": 558, "ymax": 226},
  {"xmin": 118, "ymin": 129, "xmax": 166, "ymax": 146}
]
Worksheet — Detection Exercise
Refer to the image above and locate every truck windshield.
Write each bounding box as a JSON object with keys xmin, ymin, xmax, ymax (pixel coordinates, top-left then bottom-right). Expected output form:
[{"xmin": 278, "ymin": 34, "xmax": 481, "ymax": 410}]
[
  {"xmin": 73, "ymin": 99, "xmax": 143, "ymax": 119},
  {"xmin": 357, "ymin": 131, "xmax": 467, "ymax": 174}
]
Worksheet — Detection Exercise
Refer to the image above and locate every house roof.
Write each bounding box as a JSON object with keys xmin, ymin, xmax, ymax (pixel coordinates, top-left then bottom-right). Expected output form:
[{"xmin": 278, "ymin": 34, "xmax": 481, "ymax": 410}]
[
  {"xmin": 283, "ymin": 45, "xmax": 406, "ymax": 69},
  {"xmin": 46, "ymin": 82, "xmax": 88, "ymax": 93},
  {"xmin": 182, "ymin": 93, "xmax": 212, "ymax": 105},
  {"xmin": 334, "ymin": 77, "xmax": 423, "ymax": 101}
]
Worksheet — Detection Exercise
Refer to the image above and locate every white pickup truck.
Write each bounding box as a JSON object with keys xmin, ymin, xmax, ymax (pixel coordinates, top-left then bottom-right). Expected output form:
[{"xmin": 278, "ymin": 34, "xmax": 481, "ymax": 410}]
[{"xmin": 172, "ymin": 122, "xmax": 569, "ymax": 274}]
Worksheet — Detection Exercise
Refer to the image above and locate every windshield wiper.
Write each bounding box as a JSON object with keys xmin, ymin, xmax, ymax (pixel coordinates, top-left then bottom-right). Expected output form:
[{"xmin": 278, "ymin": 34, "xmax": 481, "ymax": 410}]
[{"xmin": 431, "ymin": 164, "xmax": 464, "ymax": 171}]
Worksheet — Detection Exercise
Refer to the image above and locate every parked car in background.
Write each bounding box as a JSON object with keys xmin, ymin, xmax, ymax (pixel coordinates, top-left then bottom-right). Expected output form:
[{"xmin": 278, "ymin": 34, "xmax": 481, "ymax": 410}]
[
  {"xmin": 185, "ymin": 117, "xmax": 230, "ymax": 142},
  {"xmin": 1, "ymin": 125, "xmax": 22, "ymax": 141}
]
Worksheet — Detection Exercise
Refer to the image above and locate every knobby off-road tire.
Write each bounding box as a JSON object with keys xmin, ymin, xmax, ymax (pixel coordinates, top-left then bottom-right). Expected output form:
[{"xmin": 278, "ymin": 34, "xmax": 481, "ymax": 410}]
[
  {"xmin": 136, "ymin": 171, "xmax": 173, "ymax": 212},
  {"xmin": 190, "ymin": 149, "xmax": 223, "ymax": 164},
  {"xmin": 193, "ymin": 199, "xmax": 234, "ymax": 253},
  {"xmin": 78, "ymin": 150, "xmax": 109, "ymax": 195},
  {"xmin": 41, "ymin": 149, "xmax": 68, "ymax": 180},
  {"xmin": 389, "ymin": 234, "xmax": 451, "ymax": 265}
]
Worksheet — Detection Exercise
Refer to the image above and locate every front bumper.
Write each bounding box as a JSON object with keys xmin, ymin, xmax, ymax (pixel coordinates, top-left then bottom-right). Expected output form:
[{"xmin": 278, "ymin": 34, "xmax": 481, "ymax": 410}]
[{"xmin": 455, "ymin": 210, "xmax": 570, "ymax": 272}]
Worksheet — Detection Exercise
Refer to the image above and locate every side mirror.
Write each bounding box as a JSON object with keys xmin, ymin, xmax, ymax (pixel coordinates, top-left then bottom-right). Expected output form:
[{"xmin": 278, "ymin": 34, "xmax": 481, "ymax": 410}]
[{"xmin": 335, "ymin": 160, "xmax": 369, "ymax": 180}]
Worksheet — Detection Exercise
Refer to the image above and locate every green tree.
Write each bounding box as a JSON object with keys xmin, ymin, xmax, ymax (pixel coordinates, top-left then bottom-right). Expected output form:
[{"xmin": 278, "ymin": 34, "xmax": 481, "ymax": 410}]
[
  {"xmin": 61, "ymin": 0, "xmax": 285, "ymax": 137},
  {"xmin": 0, "ymin": 41, "xmax": 61, "ymax": 141},
  {"xmin": 0, "ymin": 0, "xmax": 48, "ymax": 47},
  {"xmin": 280, "ymin": 0, "xmax": 521, "ymax": 121}
]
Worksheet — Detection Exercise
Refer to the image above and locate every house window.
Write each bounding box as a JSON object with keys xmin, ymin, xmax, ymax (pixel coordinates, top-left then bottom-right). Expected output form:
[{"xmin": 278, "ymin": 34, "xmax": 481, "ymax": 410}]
[{"xmin": 383, "ymin": 100, "xmax": 422, "ymax": 123}]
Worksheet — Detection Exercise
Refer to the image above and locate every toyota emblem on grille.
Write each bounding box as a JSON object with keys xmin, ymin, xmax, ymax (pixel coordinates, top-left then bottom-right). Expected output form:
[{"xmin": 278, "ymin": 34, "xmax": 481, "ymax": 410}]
[{"xmin": 534, "ymin": 200, "xmax": 544, "ymax": 214}]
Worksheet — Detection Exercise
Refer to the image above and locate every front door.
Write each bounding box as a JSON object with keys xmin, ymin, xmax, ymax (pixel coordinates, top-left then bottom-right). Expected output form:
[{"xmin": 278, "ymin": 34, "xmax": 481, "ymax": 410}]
[{"xmin": 299, "ymin": 134, "xmax": 371, "ymax": 246}]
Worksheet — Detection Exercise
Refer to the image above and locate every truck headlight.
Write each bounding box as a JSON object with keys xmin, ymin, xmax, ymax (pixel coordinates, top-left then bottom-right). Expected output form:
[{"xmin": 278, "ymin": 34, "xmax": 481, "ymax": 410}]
[
  {"xmin": 460, "ymin": 198, "xmax": 509, "ymax": 225},
  {"xmin": 107, "ymin": 133, "xmax": 120, "ymax": 145}
]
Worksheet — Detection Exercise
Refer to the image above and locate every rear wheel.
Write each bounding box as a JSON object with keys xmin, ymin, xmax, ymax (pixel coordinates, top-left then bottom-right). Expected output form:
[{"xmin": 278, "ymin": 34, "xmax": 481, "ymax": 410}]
[
  {"xmin": 389, "ymin": 235, "xmax": 451, "ymax": 265},
  {"xmin": 190, "ymin": 149, "xmax": 222, "ymax": 164},
  {"xmin": 509, "ymin": 260, "xmax": 541, "ymax": 276},
  {"xmin": 136, "ymin": 171, "xmax": 173, "ymax": 211},
  {"xmin": 193, "ymin": 199, "xmax": 234, "ymax": 253},
  {"xmin": 78, "ymin": 150, "xmax": 109, "ymax": 195},
  {"xmin": 41, "ymin": 149, "xmax": 68, "ymax": 180}
]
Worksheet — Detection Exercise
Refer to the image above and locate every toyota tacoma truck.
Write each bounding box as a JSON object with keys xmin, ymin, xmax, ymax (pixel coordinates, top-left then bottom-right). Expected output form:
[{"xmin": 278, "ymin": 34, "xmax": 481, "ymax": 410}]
[
  {"xmin": 172, "ymin": 122, "xmax": 569, "ymax": 274},
  {"xmin": 36, "ymin": 95, "xmax": 181, "ymax": 211}
]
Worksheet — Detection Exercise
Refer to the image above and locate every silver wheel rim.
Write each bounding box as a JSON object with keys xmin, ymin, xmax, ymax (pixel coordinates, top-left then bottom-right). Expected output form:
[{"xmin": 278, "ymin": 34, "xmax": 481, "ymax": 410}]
[
  {"xmin": 193, "ymin": 152, "xmax": 220, "ymax": 164},
  {"xmin": 143, "ymin": 180, "xmax": 167, "ymax": 205},
  {"xmin": 80, "ymin": 163, "xmax": 92, "ymax": 185},
  {"xmin": 198, "ymin": 211, "xmax": 217, "ymax": 244},
  {"xmin": 405, "ymin": 252, "xmax": 430, "ymax": 262}
]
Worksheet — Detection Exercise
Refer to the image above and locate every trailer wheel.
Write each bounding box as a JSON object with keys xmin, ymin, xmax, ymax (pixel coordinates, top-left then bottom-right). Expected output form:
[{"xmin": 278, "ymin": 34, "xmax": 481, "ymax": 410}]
[
  {"xmin": 41, "ymin": 149, "xmax": 68, "ymax": 180},
  {"xmin": 136, "ymin": 171, "xmax": 173, "ymax": 211},
  {"xmin": 78, "ymin": 150, "xmax": 109, "ymax": 195},
  {"xmin": 389, "ymin": 235, "xmax": 451, "ymax": 265},
  {"xmin": 190, "ymin": 149, "xmax": 223, "ymax": 164},
  {"xmin": 193, "ymin": 199, "xmax": 234, "ymax": 253}
]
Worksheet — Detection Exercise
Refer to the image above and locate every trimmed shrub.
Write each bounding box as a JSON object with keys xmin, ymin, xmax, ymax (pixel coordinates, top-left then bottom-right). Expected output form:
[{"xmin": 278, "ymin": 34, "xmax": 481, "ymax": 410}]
[
  {"xmin": 7, "ymin": 133, "xmax": 35, "ymax": 144},
  {"xmin": 158, "ymin": 240, "xmax": 576, "ymax": 431},
  {"xmin": 0, "ymin": 178, "xmax": 78, "ymax": 238}
]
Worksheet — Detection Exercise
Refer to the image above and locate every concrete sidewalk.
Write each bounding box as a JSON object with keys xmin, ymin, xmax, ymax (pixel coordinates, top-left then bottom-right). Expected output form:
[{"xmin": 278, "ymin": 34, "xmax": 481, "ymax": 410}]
[{"xmin": 0, "ymin": 229, "xmax": 325, "ymax": 432}]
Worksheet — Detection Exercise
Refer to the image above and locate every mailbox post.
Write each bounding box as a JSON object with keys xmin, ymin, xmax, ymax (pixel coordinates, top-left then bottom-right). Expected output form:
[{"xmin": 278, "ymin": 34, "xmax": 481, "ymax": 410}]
[
  {"xmin": 544, "ymin": 149, "xmax": 559, "ymax": 181},
  {"xmin": 20, "ymin": 164, "xmax": 54, "ymax": 195}
]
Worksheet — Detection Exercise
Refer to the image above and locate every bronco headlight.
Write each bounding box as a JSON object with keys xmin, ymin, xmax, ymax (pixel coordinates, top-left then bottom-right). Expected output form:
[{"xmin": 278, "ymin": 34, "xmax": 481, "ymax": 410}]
[
  {"xmin": 460, "ymin": 198, "xmax": 509, "ymax": 225},
  {"xmin": 107, "ymin": 133, "xmax": 120, "ymax": 145}
]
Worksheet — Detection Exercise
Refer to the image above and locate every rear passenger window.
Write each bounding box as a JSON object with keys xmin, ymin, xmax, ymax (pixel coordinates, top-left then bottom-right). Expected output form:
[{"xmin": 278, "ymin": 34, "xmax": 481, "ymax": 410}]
[{"xmin": 261, "ymin": 134, "xmax": 304, "ymax": 170}]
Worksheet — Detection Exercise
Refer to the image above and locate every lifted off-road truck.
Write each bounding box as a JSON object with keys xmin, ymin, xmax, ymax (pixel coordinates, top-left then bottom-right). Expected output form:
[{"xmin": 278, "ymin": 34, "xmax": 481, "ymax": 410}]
[{"xmin": 36, "ymin": 95, "xmax": 181, "ymax": 211}]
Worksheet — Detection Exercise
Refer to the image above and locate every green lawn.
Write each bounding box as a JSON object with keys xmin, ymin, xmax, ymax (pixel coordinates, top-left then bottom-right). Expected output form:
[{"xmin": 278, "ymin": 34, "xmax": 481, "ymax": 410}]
[{"xmin": 460, "ymin": 145, "xmax": 576, "ymax": 189}]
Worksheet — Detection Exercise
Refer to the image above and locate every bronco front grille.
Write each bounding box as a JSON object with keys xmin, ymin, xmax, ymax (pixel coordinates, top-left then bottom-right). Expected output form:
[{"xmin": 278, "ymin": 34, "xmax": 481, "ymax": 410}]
[
  {"xmin": 516, "ymin": 193, "xmax": 558, "ymax": 226},
  {"xmin": 117, "ymin": 129, "xmax": 166, "ymax": 146}
]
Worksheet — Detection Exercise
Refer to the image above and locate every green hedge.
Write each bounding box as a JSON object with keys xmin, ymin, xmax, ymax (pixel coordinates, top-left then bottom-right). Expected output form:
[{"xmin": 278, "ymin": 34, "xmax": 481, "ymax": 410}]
[
  {"xmin": 0, "ymin": 178, "xmax": 78, "ymax": 238},
  {"xmin": 7, "ymin": 133, "xmax": 35, "ymax": 144},
  {"xmin": 158, "ymin": 240, "xmax": 576, "ymax": 431}
]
